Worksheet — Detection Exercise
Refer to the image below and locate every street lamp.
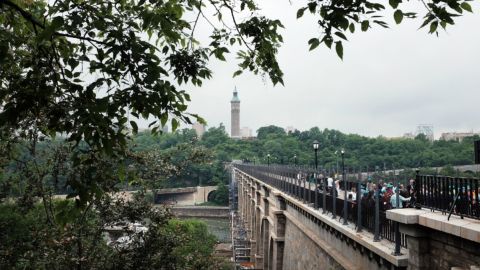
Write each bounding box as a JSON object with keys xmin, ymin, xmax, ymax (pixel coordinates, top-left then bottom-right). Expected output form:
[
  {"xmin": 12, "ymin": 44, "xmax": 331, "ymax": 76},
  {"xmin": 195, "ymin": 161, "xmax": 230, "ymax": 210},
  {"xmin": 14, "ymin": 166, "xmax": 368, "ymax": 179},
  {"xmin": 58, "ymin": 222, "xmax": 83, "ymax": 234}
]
[
  {"xmin": 267, "ymin": 154, "xmax": 271, "ymax": 166},
  {"xmin": 313, "ymin": 140, "xmax": 319, "ymax": 170},
  {"xmin": 341, "ymin": 149, "xmax": 348, "ymax": 225},
  {"xmin": 335, "ymin": 150, "xmax": 339, "ymax": 174},
  {"xmin": 294, "ymin": 155, "xmax": 297, "ymax": 166}
]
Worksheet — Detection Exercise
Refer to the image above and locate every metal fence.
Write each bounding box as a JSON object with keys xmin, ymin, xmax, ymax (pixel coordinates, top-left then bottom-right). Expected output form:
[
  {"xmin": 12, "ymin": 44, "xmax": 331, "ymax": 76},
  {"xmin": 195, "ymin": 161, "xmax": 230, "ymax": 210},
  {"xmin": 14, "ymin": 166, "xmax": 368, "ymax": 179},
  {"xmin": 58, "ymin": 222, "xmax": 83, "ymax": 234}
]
[
  {"xmin": 234, "ymin": 163, "xmax": 407, "ymax": 249},
  {"xmin": 417, "ymin": 173, "xmax": 480, "ymax": 220}
]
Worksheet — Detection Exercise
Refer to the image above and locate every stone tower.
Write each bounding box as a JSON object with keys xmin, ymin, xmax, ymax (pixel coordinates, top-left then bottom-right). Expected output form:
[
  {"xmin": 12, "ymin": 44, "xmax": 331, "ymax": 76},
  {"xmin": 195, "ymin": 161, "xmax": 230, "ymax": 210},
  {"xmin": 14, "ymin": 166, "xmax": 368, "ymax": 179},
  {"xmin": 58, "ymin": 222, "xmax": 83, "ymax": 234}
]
[{"xmin": 231, "ymin": 87, "xmax": 240, "ymax": 138}]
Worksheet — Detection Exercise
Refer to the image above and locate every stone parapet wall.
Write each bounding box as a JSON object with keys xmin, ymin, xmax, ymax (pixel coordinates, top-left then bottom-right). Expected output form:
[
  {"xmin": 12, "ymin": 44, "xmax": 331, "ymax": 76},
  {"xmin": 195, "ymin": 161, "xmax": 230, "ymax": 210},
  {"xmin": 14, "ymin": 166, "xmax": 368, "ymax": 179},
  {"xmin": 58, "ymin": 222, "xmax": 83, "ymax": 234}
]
[
  {"xmin": 283, "ymin": 216, "xmax": 344, "ymax": 270},
  {"xmin": 388, "ymin": 208, "xmax": 480, "ymax": 270},
  {"xmin": 171, "ymin": 206, "xmax": 230, "ymax": 218}
]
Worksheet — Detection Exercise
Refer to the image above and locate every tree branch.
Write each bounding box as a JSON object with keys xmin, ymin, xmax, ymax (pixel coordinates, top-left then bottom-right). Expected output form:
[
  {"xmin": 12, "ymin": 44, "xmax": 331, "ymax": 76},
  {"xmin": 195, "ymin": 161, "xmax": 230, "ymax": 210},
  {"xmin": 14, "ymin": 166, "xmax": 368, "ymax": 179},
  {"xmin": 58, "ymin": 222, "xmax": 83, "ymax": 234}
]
[
  {"xmin": 1, "ymin": 0, "xmax": 45, "ymax": 29},
  {"xmin": 54, "ymin": 32, "xmax": 109, "ymax": 46},
  {"xmin": 221, "ymin": 0, "xmax": 254, "ymax": 53},
  {"xmin": 189, "ymin": 1, "xmax": 203, "ymax": 50},
  {"xmin": 2, "ymin": 0, "xmax": 109, "ymax": 46}
]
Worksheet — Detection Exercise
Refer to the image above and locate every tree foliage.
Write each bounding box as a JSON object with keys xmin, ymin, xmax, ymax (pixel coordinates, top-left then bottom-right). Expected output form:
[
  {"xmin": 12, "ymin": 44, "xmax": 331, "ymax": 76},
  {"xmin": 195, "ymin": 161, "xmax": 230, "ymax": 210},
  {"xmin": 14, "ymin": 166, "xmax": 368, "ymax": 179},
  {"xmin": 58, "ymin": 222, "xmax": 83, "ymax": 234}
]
[
  {"xmin": 296, "ymin": 0, "xmax": 475, "ymax": 59},
  {"xmin": 198, "ymin": 124, "xmax": 479, "ymax": 172},
  {"xmin": 0, "ymin": 197, "xmax": 225, "ymax": 269}
]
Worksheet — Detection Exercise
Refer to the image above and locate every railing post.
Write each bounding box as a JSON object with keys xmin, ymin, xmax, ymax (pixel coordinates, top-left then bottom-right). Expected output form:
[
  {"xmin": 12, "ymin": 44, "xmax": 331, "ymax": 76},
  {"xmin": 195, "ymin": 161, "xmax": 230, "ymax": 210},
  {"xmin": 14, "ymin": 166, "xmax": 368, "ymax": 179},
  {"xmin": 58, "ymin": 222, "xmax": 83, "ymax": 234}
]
[
  {"xmin": 323, "ymin": 177, "xmax": 327, "ymax": 214},
  {"xmin": 343, "ymin": 178, "xmax": 348, "ymax": 225},
  {"xmin": 289, "ymin": 172, "xmax": 293, "ymax": 195},
  {"xmin": 356, "ymin": 181, "xmax": 362, "ymax": 232},
  {"xmin": 296, "ymin": 176, "xmax": 299, "ymax": 199},
  {"xmin": 332, "ymin": 184, "xmax": 337, "ymax": 219},
  {"xmin": 416, "ymin": 169, "xmax": 421, "ymax": 206},
  {"xmin": 393, "ymin": 181, "xmax": 402, "ymax": 255},
  {"xmin": 374, "ymin": 182, "xmax": 380, "ymax": 242},
  {"xmin": 303, "ymin": 179, "xmax": 308, "ymax": 203},
  {"xmin": 308, "ymin": 174, "xmax": 313, "ymax": 203}
]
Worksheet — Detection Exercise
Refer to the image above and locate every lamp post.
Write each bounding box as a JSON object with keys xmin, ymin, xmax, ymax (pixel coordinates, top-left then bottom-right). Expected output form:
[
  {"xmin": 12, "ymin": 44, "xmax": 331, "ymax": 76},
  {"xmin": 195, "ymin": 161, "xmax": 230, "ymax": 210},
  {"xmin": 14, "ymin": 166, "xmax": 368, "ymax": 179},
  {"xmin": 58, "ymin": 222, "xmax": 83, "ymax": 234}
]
[
  {"xmin": 267, "ymin": 154, "xmax": 271, "ymax": 166},
  {"xmin": 294, "ymin": 155, "xmax": 297, "ymax": 166},
  {"xmin": 313, "ymin": 140, "xmax": 319, "ymax": 170},
  {"xmin": 341, "ymin": 149, "xmax": 348, "ymax": 225},
  {"xmin": 335, "ymin": 151, "xmax": 339, "ymax": 174}
]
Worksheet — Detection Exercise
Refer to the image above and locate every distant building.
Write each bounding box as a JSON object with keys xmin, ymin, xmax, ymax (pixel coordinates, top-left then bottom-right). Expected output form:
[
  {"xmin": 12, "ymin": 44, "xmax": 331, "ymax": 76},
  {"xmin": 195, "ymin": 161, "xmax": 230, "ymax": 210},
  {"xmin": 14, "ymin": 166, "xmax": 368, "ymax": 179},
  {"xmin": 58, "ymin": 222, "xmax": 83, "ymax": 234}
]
[
  {"xmin": 402, "ymin": 125, "xmax": 434, "ymax": 141},
  {"xmin": 241, "ymin": 127, "xmax": 252, "ymax": 138},
  {"xmin": 231, "ymin": 87, "xmax": 241, "ymax": 138},
  {"xmin": 192, "ymin": 122, "xmax": 206, "ymax": 138},
  {"xmin": 416, "ymin": 124, "xmax": 434, "ymax": 141},
  {"xmin": 285, "ymin": 126, "xmax": 297, "ymax": 134},
  {"xmin": 440, "ymin": 132, "xmax": 479, "ymax": 142}
]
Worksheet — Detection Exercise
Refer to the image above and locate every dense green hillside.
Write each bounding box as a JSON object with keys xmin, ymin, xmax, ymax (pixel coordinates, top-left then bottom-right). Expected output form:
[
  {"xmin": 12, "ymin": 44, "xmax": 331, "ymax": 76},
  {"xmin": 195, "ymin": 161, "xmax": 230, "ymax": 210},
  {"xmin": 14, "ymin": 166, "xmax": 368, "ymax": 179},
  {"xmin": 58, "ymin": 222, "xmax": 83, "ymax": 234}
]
[{"xmin": 135, "ymin": 125, "xmax": 478, "ymax": 173}]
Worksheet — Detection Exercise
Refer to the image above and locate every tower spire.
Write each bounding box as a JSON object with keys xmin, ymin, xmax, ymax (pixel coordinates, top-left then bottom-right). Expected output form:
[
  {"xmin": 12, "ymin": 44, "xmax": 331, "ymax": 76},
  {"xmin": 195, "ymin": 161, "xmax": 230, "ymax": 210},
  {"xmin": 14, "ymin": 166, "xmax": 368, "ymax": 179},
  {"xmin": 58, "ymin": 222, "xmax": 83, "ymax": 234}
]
[{"xmin": 231, "ymin": 86, "xmax": 240, "ymax": 138}]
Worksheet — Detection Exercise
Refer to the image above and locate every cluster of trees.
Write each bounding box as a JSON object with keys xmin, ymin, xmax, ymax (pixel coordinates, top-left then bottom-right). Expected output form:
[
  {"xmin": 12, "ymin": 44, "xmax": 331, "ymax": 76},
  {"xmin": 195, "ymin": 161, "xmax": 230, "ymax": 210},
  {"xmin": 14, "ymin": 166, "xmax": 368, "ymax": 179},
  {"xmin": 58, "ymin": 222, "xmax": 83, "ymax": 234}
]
[
  {"xmin": 0, "ymin": 196, "xmax": 229, "ymax": 269},
  {"xmin": 0, "ymin": 133, "xmax": 231, "ymax": 269},
  {"xmin": 200, "ymin": 124, "xmax": 478, "ymax": 172}
]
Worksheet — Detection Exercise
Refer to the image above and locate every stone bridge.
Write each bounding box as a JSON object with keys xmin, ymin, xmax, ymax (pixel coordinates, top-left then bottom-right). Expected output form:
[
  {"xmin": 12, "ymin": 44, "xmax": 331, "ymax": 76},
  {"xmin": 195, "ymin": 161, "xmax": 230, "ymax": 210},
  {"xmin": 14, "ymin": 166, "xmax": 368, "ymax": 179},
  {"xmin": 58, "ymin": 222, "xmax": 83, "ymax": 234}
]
[
  {"xmin": 233, "ymin": 164, "xmax": 480, "ymax": 270},
  {"xmin": 155, "ymin": 186, "xmax": 218, "ymax": 206},
  {"xmin": 53, "ymin": 186, "xmax": 219, "ymax": 206}
]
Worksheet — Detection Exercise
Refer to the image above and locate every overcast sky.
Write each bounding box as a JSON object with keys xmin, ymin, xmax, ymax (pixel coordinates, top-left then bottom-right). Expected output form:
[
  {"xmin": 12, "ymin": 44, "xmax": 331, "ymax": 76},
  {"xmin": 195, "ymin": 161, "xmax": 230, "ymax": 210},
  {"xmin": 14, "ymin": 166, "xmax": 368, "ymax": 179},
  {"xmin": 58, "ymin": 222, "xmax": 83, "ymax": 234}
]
[{"xmin": 149, "ymin": 1, "xmax": 480, "ymax": 138}]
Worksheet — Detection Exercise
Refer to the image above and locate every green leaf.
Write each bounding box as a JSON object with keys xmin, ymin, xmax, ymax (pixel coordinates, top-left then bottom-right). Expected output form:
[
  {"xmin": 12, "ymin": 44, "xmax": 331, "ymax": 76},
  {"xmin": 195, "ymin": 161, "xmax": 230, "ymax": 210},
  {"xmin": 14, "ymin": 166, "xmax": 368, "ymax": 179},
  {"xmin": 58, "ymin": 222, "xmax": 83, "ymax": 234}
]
[
  {"xmin": 324, "ymin": 38, "xmax": 333, "ymax": 49},
  {"xmin": 160, "ymin": 113, "xmax": 168, "ymax": 126},
  {"xmin": 233, "ymin": 70, "xmax": 243, "ymax": 77},
  {"xmin": 361, "ymin": 20, "xmax": 370, "ymax": 31},
  {"xmin": 349, "ymin": 23, "xmax": 355, "ymax": 33},
  {"xmin": 307, "ymin": 2, "xmax": 317, "ymax": 13},
  {"xmin": 460, "ymin": 2, "xmax": 472, "ymax": 13},
  {"xmin": 51, "ymin": 16, "xmax": 65, "ymax": 30},
  {"xmin": 172, "ymin": 118, "xmax": 179, "ymax": 131},
  {"xmin": 335, "ymin": 41, "xmax": 343, "ymax": 60},
  {"xmin": 394, "ymin": 10, "xmax": 403, "ymax": 24},
  {"xmin": 440, "ymin": 21, "xmax": 447, "ymax": 30},
  {"xmin": 308, "ymin": 38, "xmax": 320, "ymax": 51},
  {"xmin": 130, "ymin": 121, "xmax": 138, "ymax": 134},
  {"xmin": 334, "ymin": 32, "xmax": 348, "ymax": 41},
  {"xmin": 297, "ymin": 7, "xmax": 307, "ymax": 19},
  {"xmin": 389, "ymin": 0, "xmax": 401, "ymax": 9},
  {"xmin": 429, "ymin": 21, "xmax": 438, "ymax": 34}
]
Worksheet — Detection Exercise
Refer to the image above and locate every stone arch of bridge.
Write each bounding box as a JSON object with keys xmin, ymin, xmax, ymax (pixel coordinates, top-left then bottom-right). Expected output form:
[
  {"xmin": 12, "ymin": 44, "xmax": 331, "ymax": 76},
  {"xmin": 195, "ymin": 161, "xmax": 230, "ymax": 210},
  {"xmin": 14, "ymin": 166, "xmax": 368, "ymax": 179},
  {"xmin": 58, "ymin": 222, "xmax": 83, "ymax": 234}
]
[{"xmin": 206, "ymin": 189, "xmax": 216, "ymax": 201}]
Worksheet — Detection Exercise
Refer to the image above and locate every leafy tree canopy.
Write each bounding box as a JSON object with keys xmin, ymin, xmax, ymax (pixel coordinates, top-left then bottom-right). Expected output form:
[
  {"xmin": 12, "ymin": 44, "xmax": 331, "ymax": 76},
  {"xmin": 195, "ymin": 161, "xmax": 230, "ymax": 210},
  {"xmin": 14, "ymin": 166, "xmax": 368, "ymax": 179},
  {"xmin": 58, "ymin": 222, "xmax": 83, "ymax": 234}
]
[{"xmin": 257, "ymin": 125, "xmax": 286, "ymax": 140}]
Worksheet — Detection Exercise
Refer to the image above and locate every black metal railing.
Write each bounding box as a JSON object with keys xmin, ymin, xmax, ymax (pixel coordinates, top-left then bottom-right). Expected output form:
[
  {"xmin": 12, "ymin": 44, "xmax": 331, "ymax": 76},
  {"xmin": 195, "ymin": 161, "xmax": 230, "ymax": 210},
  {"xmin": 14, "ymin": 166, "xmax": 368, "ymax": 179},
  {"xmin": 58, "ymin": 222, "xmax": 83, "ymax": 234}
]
[
  {"xmin": 417, "ymin": 173, "xmax": 480, "ymax": 220},
  {"xmin": 234, "ymin": 163, "xmax": 407, "ymax": 249}
]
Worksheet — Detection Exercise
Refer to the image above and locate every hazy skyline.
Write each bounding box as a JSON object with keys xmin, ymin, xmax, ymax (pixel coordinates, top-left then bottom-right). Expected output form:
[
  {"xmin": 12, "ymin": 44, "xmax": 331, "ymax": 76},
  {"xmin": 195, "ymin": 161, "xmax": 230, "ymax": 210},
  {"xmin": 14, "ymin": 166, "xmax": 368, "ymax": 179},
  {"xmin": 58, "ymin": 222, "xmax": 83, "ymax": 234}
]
[{"xmin": 141, "ymin": 1, "xmax": 480, "ymax": 139}]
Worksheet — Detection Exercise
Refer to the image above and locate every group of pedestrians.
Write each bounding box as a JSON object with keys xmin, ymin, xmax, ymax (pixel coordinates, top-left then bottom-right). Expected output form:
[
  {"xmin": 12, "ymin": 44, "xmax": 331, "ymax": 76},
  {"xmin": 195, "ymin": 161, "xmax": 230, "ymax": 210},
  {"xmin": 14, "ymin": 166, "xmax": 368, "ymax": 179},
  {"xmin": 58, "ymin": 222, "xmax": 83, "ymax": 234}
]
[{"xmin": 301, "ymin": 172, "xmax": 418, "ymax": 211}]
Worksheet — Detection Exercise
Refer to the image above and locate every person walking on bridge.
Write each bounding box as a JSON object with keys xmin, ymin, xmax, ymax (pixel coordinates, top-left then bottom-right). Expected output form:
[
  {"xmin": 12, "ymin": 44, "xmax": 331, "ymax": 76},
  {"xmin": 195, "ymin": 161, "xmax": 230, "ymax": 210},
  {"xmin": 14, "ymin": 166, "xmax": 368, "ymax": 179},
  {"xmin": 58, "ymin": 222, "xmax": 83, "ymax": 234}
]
[{"xmin": 390, "ymin": 193, "xmax": 411, "ymax": 209}]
